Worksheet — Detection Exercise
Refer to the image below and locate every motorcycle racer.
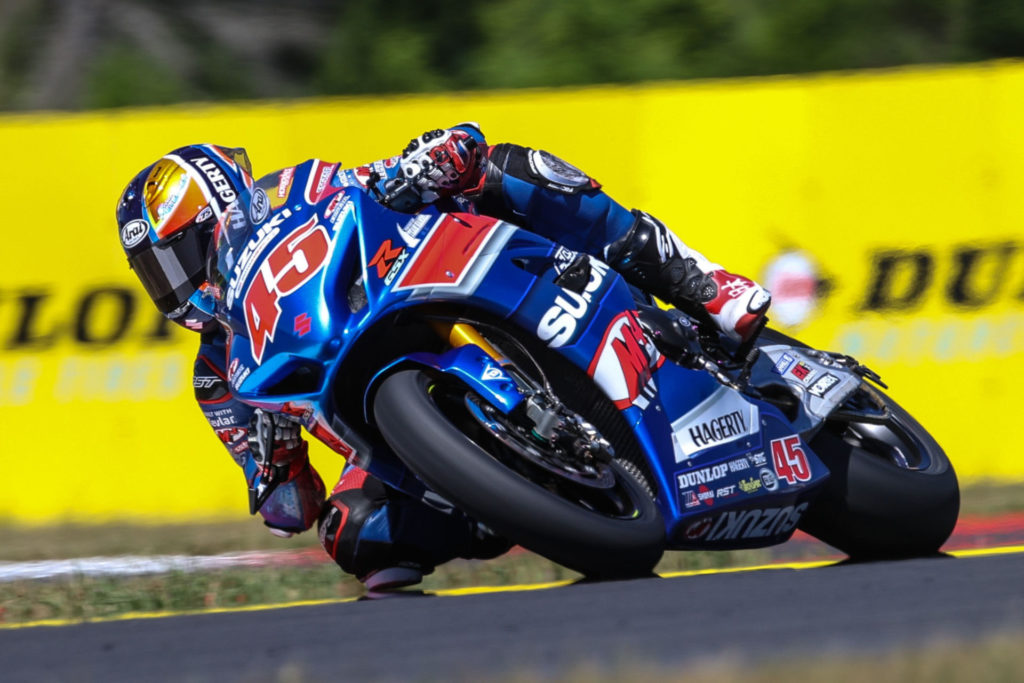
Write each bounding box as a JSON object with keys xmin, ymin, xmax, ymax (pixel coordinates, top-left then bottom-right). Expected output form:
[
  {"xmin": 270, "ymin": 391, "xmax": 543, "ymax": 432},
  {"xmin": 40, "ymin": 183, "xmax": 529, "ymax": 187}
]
[{"xmin": 116, "ymin": 126, "xmax": 771, "ymax": 591}]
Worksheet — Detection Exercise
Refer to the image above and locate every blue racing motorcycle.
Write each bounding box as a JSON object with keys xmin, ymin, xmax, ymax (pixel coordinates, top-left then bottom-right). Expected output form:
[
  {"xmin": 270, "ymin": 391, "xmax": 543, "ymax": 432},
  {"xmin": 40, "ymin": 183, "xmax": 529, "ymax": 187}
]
[{"xmin": 210, "ymin": 168, "xmax": 959, "ymax": 578}]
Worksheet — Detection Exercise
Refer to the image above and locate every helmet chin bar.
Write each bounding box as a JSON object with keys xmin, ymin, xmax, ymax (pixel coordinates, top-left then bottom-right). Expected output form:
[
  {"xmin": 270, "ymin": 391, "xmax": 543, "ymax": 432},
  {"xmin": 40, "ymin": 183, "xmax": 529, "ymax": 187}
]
[
  {"xmin": 188, "ymin": 283, "xmax": 218, "ymax": 317},
  {"xmin": 167, "ymin": 299, "xmax": 193, "ymax": 320},
  {"xmin": 161, "ymin": 284, "xmax": 218, "ymax": 332}
]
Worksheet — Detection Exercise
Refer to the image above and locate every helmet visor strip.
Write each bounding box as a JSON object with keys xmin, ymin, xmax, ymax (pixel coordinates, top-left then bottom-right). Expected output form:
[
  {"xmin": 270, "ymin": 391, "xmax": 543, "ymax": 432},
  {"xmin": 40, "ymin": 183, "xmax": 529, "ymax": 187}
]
[{"xmin": 130, "ymin": 226, "xmax": 210, "ymax": 316}]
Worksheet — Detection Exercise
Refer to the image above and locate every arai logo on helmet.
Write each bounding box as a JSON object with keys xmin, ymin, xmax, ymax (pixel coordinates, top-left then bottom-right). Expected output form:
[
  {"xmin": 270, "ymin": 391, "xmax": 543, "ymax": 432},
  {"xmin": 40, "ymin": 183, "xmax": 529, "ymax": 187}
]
[{"xmin": 121, "ymin": 219, "xmax": 150, "ymax": 248}]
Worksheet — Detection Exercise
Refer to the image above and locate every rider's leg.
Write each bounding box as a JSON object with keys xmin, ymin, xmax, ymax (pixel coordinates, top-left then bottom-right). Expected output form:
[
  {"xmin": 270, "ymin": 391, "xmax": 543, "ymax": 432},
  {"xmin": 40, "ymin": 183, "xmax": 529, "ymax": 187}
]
[
  {"xmin": 318, "ymin": 465, "xmax": 510, "ymax": 591},
  {"xmin": 470, "ymin": 143, "xmax": 771, "ymax": 342},
  {"xmin": 604, "ymin": 210, "xmax": 772, "ymax": 343}
]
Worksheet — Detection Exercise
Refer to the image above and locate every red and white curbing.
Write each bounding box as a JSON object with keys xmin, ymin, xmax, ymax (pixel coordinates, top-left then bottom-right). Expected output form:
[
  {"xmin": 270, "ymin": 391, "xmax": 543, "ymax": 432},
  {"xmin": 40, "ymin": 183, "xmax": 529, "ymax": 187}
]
[{"xmin": 0, "ymin": 548, "xmax": 329, "ymax": 582}]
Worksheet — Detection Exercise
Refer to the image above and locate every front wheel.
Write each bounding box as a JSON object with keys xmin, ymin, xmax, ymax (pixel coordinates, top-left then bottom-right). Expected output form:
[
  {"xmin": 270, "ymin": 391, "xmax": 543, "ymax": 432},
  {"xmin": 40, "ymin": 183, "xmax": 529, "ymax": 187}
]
[{"xmin": 373, "ymin": 369, "xmax": 665, "ymax": 578}]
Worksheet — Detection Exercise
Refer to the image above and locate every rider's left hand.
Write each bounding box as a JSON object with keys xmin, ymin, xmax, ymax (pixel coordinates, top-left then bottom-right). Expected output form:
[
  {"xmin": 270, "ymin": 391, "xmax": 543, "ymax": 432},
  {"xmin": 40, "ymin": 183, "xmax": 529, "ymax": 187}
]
[{"xmin": 247, "ymin": 409, "xmax": 302, "ymax": 469}]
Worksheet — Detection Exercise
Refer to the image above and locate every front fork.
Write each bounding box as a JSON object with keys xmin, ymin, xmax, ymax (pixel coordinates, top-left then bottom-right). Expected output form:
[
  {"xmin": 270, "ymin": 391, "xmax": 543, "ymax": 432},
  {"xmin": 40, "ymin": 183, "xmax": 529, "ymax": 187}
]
[
  {"xmin": 433, "ymin": 321, "xmax": 612, "ymax": 461},
  {"xmin": 441, "ymin": 322, "xmax": 509, "ymax": 364}
]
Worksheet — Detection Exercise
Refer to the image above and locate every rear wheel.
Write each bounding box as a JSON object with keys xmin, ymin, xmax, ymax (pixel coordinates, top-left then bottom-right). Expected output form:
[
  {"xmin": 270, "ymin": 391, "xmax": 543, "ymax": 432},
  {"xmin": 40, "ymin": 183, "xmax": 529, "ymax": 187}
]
[
  {"xmin": 756, "ymin": 328, "xmax": 959, "ymax": 558},
  {"xmin": 373, "ymin": 369, "xmax": 665, "ymax": 578},
  {"xmin": 800, "ymin": 384, "xmax": 959, "ymax": 558}
]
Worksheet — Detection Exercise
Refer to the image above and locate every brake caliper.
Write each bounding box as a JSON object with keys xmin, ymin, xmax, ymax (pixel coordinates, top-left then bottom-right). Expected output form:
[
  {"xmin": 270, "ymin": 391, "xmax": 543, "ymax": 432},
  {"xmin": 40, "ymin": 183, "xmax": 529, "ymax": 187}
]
[{"xmin": 523, "ymin": 394, "xmax": 613, "ymax": 465}]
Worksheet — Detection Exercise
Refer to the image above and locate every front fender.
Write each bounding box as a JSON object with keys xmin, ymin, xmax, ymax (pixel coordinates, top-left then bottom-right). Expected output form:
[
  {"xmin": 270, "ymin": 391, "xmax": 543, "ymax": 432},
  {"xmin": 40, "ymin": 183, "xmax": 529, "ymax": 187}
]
[{"xmin": 363, "ymin": 344, "xmax": 524, "ymax": 423}]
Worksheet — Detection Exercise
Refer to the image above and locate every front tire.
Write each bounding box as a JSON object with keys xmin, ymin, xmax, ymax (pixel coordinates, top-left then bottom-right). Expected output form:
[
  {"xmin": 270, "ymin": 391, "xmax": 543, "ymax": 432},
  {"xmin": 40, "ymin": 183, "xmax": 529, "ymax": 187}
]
[{"xmin": 373, "ymin": 369, "xmax": 665, "ymax": 578}]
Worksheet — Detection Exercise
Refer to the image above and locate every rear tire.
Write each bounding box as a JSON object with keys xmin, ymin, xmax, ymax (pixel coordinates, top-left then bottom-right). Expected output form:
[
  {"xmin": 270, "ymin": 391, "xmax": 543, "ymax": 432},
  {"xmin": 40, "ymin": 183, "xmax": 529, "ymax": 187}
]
[
  {"xmin": 799, "ymin": 385, "xmax": 960, "ymax": 559},
  {"xmin": 373, "ymin": 369, "xmax": 665, "ymax": 578},
  {"xmin": 756, "ymin": 327, "xmax": 959, "ymax": 558}
]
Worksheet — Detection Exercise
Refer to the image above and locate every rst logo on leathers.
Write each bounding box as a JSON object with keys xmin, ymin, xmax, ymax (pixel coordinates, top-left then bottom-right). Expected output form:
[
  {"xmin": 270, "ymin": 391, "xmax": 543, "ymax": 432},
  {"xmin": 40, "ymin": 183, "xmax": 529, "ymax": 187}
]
[
  {"xmin": 537, "ymin": 259, "xmax": 610, "ymax": 348},
  {"xmin": 243, "ymin": 215, "xmax": 332, "ymax": 364},
  {"xmin": 587, "ymin": 309, "xmax": 664, "ymax": 410}
]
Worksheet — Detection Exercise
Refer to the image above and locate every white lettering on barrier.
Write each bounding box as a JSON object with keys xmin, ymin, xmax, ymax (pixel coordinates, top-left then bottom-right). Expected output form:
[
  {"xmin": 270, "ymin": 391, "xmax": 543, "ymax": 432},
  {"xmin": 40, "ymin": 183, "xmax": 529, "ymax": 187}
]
[
  {"xmin": 834, "ymin": 313, "xmax": 1024, "ymax": 364},
  {"xmin": 53, "ymin": 353, "xmax": 187, "ymax": 402},
  {"xmin": 0, "ymin": 359, "xmax": 41, "ymax": 406}
]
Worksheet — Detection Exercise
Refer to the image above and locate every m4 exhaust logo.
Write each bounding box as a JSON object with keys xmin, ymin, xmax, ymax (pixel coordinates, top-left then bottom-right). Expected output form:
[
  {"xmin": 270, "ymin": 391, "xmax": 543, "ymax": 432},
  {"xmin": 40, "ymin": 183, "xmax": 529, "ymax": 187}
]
[
  {"xmin": 588, "ymin": 309, "xmax": 663, "ymax": 410},
  {"xmin": 369, "ymin": 240, "xmax": 409, "ymax": 285}
]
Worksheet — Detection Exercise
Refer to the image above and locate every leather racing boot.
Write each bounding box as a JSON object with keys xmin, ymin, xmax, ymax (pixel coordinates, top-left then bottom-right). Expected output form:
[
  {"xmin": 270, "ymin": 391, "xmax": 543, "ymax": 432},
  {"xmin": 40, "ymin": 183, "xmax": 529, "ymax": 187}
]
[{"xmin": 604, "ymin": 211, "xmax": 771, "ymax": 343}]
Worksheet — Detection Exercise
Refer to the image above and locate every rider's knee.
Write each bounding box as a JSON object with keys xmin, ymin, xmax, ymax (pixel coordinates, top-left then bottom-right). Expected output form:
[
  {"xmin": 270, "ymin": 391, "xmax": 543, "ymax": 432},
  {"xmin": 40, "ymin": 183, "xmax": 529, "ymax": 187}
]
[{"xmin": 317, "ymin": 467, "xmax": 389, "ymax": 577}]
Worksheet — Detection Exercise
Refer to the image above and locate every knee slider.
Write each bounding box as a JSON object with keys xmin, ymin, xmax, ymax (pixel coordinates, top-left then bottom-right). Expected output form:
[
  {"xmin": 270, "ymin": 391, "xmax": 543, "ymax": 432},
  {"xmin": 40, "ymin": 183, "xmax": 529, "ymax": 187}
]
[{"xmin": 317, "ymin": 471, "xmax": 390, "ymax": 577}]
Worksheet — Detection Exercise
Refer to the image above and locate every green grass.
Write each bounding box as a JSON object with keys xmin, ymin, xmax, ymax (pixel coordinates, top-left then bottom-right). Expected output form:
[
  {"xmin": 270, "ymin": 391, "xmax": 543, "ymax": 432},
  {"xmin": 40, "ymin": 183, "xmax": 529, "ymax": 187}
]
[
  {"xmin": 0, "ymin": 482, "xmax": 1021, "ymax": 627},
  {"xmin": 0, "ymin": 539, "xmax": 808, "ymax": 626},
  {"xmin": 3, "ymin": 480, "xmax": 1020, "ymax": 562},
  {"xmin": 0, "ymin": 565, "xmax": 356, "ymax": 625},
  {"xmin": 954, "ymin": 480, "xmax": 1024, "ymax": 516}
]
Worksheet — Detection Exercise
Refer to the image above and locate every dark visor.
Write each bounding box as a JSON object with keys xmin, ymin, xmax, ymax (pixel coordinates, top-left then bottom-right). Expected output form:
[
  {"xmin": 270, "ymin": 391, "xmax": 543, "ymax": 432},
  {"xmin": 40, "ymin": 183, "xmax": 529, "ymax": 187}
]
[{"xmin": 129, "ymin": 226, "xmax": 210, "ymax": 316}]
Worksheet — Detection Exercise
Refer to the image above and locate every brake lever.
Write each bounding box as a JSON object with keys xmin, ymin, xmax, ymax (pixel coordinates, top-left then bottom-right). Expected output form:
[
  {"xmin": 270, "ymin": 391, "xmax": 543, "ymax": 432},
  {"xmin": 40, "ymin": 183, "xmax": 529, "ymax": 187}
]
[
  {"xmin": 688, "ymin": 318, "xmax": 764, "ymax": 393},
  {"xmin": 732, "ymin": 315, "xmax": 768, "ymax": 365},
  {"xmin": 365, "ymin": 170, "xmax": 386, "ymax": 202}
]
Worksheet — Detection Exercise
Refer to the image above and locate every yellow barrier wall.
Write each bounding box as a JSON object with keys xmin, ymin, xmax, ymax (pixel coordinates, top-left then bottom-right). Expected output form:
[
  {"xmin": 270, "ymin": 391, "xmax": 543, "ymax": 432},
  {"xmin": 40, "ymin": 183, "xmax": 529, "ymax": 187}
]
[{"xmin": 2, "ymin": 61, "xmax": 1022, "ymax": 524}]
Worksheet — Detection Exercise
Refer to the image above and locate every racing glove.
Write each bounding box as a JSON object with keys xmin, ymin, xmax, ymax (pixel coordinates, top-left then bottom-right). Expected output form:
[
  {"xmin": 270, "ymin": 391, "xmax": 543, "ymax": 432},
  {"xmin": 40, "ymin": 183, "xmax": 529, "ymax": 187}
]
[
  {"xmin": 386, "ymin": 125, "xmax": 483, "ymax": 209},
  {"xmin": 255, "ymin": 444, "xmax": 326, "ymax": 538},
  {"xmin": 247, "ymin": 409, "xmax": 324, "ymax": 531}
]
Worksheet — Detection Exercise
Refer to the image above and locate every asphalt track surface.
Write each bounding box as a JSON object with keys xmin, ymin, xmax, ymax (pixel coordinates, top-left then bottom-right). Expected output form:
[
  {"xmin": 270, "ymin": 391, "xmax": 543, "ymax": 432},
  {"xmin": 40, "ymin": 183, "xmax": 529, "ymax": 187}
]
[{"xmin": 2, "ymin": 548, "xmax": 1023, "ymax": 682}]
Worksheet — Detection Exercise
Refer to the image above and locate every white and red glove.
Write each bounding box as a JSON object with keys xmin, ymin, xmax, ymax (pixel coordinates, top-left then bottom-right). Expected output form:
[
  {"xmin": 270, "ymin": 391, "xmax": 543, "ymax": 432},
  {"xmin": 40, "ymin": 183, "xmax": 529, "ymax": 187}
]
[
  {"xmin": 398, "ymin": 127, "xmax": 482, "ymax": 202},
  {"xmin": 247, "ymin": 408, "xmax": 302, "ymax": 467},
  {"xmin": 246, "ymin": 409, "xmax": 325, "ymax": 537}
]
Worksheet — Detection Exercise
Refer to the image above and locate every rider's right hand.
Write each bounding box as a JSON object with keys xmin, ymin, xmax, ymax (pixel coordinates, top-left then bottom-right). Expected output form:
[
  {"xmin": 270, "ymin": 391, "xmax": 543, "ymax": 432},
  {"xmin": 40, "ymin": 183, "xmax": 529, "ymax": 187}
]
[{"xmin": 398, "ymin": 127, "xmax": 481, "ymax": 202}]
